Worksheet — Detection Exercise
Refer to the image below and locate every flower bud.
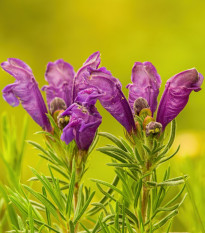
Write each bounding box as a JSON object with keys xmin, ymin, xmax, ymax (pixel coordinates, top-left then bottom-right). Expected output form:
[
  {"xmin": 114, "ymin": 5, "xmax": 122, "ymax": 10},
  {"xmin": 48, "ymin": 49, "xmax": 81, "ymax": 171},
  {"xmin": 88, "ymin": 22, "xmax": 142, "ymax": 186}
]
[
  {"xmin": 146, "ymin": 121, "xmax": 162, "ymax": 136},
  {"xmin": 143, "ymin": 116, "xmax": 154, "ymax": 129},
  {"xmin": 57, "ymin": 114, "xmax": 70, "ymax": 130},
  {"xmin": 50, "ymin": 97, "xmax": 67, "ymax": 116},
  {"xmin": 139, "ymin": 108, "xmax": 152, "ymax": 118},
  {"xmin": 133, "ymin": 97, "xmax": 149, "ymax": 115}
]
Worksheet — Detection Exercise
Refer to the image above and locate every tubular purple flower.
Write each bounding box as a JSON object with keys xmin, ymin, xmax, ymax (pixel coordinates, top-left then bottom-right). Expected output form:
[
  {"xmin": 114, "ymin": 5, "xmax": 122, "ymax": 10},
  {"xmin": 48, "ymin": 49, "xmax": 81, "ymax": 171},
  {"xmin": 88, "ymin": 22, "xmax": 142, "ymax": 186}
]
[
  {"xmin": 60, "ymin": 88, "xmax": 102, "ymax": 150},
  {"xmin": 72, "ymin": 51, "xmax": 101, "ymax": 101},
  {"xmin": 74, "ymin": 65, "xmax": 136, "ymax": 133},
  {"xmin": 156, "ymin": 68, "xmax": 204, "ymax": 129},
  {"xmin": 126, "ymin": 62, "xmax": 161, "ymax": 114},
  {"xmin": 42, "ymin": 59, "xmax": 75, "ymax": 108},
  {"xmin": 74, "ymin": 87, "xmax": 104, "ymax": 107},
  {"xmin": 1, "ymin": 58, "xmax": 52, "ymax": 131}
]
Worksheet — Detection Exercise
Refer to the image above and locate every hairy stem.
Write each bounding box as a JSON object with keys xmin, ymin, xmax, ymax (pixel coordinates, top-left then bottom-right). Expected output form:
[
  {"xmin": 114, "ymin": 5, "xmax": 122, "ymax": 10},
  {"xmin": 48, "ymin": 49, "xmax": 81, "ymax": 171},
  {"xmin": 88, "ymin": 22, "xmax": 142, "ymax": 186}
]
[
  {"xmin": 73, "ymin": 150, "xmax": 87, "ymax": 233},
  {"xmin": 142, "ymin": 161, "xmax": 151, "ymax": 223},
  {"xmin": 74, "ymin": 182, "xmax": 79, "ymax": 233}
]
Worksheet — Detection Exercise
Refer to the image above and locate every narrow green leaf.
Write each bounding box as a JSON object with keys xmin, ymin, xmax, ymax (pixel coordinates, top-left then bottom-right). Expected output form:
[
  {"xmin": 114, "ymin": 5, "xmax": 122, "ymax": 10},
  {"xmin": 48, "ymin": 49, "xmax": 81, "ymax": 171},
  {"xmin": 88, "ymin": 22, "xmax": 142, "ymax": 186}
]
[
  {"xmin": 96, "ymin": 183, "xmax": 116, "ymax": 202},
  {"xmin": 33, "ymin": 219, "xmax": 60, "ymax": 233},
  {"xmin": 88, "ymin": 131, "xmax": 99, "ymax": 155},
  {"xmin": 125, "ymin": 217, "xmax": 134, "ymax": 233},
  {"xmin": 91, "ymin": 203, "xmax": 108, "ymax": 215},
  {"xmin": 42, "ymin": 187, "xmax": 51, "ymax": 226},
  {"xmin": 120, "ymin": 206, "xmax": 139, "ymax": 227},
  {"xmin": 147, "ymin": 179, "xmax": 185, "ymax": 187},
  {"xmin": 38, "ymin": 225, "xmax": 46, "ymax": 233},
  {"xmin": 27, "ymin": 141, "xmax": 49, "ymax": 156},
  {"xmin": 69, "ymin": 220, "xmax": 75, "ymax": 233},
  {"xmin": 88, "ymin": 176, "xmax": 119, "ymax": 215},
  {"xmin": 91, "ymin": 179, "xmax": 129, "ymax": 201},
  {"xmin": 98, "ymin": 132, "xmax": 127, "ymax": 151},
  {"xmin": 28, "ymin": 176, "xmax": 67, "ymax": 185},
  {"xmin": 134, "ymin": 147, "xmax": 144, "ymax": 165},
  {"xmin": 23, "ymin": 185, "xmax": 62, "ymax": 221},
  {"xmin": 158, "ymin": 145, "xmax": 180, "ymax": 164},
  {"xmin": 66, "ymin": 160, "xmax": 76, "ymax": 217},
  {"xmin": 49, "ymin": 165, "xmax": 70, "ymax": 180},
  {"xmin": 17, "ymin": 215, "xmax": 24, "ymax": 230},
  {"xmin": 137, "ymin": 209, "xmax": 144, "ymax": 230},
  {"xmin": 98, "ymin": 150, "xmax": 127, "ymax": 163},
  {"xmin": 115, "ymin": 169, "xmax": 132, "ymax": 200},
  {"xmin": 121, "ymin": 203, "xmax": 125, "ymax": 233},
  {"xmin": 152, "ymin": 210, "xmax": 178, "ymax": 231},
  {"xmin": 134, "ymin": 179, "xmax": 142, "ymax": 208},
  {"xmin": 28, "ymin": 204, "xmax": 34, "ymax": 233},
  {"xmin": 120, "ymin": 137, "xmax": 134, "ymax": 155},
  {"xmin": 98, "ymin": 146, "xmax": 133, "ymax": 162},
  {"xmin": 80, "ymin": 222, "xmax": 91, "ymax": 233},
  {"xmin": 164, "ymin": 184, "xmax": 185, "ymax": 207},
  {"xmin": 142, "ymin": 144, "xmax": 151, "ymax": 155},
  {"xmin": 46, "ymin": 114, "xmax": 60, "ymax": 133},
  {"xmin": 151, "ymin": 139, "xmax": 158, "ymax": 153},
  {"xmin": 164, "ymin": 175, "xmax": 188, "ymax": 183},
  {"xmin": 107, "ymin": 163, "xmax": 140, "ymax": 171},
  {"xmin": 166, "ymin": 220, "xmax": 172, "ymax": 233},
  {"xmin": 163, "ymin": 119, "xmax": 176, "ymax": 152},
  {"xmin": 30, "ymin": 168, "xmax": 63, "ymax": 211},
  {"xmin": 74, "ymin": 191, "xmax": 95, "ymax": 224},
  {"xmin": 115, "ymin": 202, "xmax": 119, "ymax": 230},
  {"xmin": 152, "ymin": 145, "xmax": 165, "ymax": 155}
]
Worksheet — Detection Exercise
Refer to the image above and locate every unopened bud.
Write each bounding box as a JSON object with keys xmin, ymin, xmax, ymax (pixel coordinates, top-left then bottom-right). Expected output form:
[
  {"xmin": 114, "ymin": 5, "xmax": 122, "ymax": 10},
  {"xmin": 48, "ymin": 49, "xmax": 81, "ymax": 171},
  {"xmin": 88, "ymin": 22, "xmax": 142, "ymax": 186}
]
[
  {"xmin": 133, "ymin": 97, "xmax": 149, "ymax": 115},
  {"xmin": 139, "ymin": 108, "xmax": 152, "ymax": 118},
  {"xmin": 143, "ymin": 116, "xmax": 154, "ymax": 129},
  {"xmin": 146, "ymin": 121, "xmax": 162, "ymax": 137},
  {"xmin": 57, "ymin": 114, "xmax": 70, "ymax": 130},
  {"xmin": 50, "ymin": 97, "xmax": 67, "ymax": 116}
]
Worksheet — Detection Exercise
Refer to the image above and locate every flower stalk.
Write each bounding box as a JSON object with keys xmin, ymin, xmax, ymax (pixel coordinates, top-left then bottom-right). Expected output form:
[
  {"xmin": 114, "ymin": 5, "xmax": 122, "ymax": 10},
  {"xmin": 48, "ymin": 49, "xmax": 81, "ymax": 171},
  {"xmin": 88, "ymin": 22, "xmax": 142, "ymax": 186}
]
[{"xmin": 141, "ymin": 161, "xmax": 151, "ymax": 223}]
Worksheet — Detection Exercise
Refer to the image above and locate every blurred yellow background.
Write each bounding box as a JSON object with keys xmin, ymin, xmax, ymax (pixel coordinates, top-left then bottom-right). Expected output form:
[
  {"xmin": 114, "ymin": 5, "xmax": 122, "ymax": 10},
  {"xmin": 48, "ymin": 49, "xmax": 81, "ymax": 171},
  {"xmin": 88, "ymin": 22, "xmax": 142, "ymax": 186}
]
[{"xmin": 1, "ymin": 0, "xmax": 205, "ymax": 231}]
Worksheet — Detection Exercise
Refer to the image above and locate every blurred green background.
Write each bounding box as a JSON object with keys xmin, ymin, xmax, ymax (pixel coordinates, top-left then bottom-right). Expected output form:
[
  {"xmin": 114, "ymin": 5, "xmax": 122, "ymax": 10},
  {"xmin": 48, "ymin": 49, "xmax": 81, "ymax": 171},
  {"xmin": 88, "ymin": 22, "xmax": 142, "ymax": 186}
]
[{"xmin": 1, "ymin": 0, "xmax": 205, "ymax": 231}]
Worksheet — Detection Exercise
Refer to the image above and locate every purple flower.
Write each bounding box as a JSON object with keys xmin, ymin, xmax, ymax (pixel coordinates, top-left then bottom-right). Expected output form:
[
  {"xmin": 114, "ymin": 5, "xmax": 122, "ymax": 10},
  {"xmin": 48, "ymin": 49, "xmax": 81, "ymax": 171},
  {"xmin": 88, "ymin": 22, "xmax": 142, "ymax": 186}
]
[
  {"xmin": 74, "ymin": 87, "xmax": 104, "ymax": 107},
  {"xmin": 74, "ymin": 64, "xmax": 136, "ymax": 133},
  {"xmin": 1, "ymin": 58, "xmax": 52, "ymax": 131},
  {"xmin": 42, "ymin": 59, "xmax": 75, "ymax": 108},
  {"xmin": 1, "ymin": 53, "xmax": 103, "ymax": 151},
  {"xmin": 72, "ymin": 51, "xmax": 101, "ymax": 101},
  {"xmin": 126, "ymin": 62, "xmax": 161, "ymax": 114},
  {"xmin": 156, "ymin": 68, "xmax": 204, "ymax": 129},
  {"xmin": 60, "ymin": 88, "xmax": 102, "ymax": 150}
]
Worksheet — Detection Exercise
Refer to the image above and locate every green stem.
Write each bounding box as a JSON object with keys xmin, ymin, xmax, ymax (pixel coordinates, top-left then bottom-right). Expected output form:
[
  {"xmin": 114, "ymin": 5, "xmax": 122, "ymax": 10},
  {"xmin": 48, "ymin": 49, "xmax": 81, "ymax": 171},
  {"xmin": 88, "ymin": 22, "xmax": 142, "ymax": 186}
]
[
  {"xmin": 74, "ymin": 182, "xmax": 79, "ymax": 233},
  {"xmin": 73, "ymin": 150, "xmax": 87, "ymax": 233},
  {"xmin": 142, "ymin": 161, "xmax": 151, "ymax": 223}
]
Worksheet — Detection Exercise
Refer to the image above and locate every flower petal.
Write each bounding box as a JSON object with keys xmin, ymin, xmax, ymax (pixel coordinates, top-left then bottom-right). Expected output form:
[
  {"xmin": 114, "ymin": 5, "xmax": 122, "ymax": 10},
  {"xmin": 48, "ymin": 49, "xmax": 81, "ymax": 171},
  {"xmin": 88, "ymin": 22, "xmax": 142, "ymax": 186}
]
[
  {"xmin": 61, "ymin": 125, "xmax": 75, "ymax": 145},
  {"xmin": 1, "ymin": 58, "xmax": 51, "ymax": 131},
  {"xmin": 74, "ymin": 64, "xmax": 135, "ymax": 132},
  {"xmin": 74, "ymin": 87, "xmax": 104, "ymax": 107},
  {"xmin": 61, "ymin": 103, "xmax": 102, "ymax": 150},
  {"xmin": 89, "ymin": 68, "xmax": 136, "ymax": 132},
  {"xmin": 156, "ymin": 68, "xmax": 204, "ymax": 129},
  {"xmin": 72, "ymin": 51, "xmax": 101, "ymax": 101},
  {"xmin": 42, "ymin": 59, "xmax": 75, "ymax": 108},
  {"xmin": 126, "ymin": 62, "xmax": 161, "ymax": 114}
]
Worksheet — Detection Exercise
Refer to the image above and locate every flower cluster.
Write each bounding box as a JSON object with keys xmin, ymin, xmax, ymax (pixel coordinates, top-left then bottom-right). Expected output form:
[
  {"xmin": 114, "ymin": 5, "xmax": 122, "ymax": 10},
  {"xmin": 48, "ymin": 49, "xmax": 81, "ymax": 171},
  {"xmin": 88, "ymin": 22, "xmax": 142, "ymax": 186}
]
[
  {"xmin": 1, "ymin": 52, "xmax": 204, "ymax": 151},
  {"xmin": 1, "ymin": 52, "xmax": 204, "ymax": 233}
]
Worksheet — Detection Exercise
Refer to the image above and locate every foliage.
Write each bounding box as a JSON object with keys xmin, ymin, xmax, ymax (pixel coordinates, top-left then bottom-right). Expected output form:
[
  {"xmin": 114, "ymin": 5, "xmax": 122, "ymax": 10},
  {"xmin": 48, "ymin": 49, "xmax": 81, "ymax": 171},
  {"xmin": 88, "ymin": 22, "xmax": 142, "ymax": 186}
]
[
  {"xmin": 0, "ymin": 113, "xmax": 204, "ymax": 232},
  {"xmin": 89, "ymin": 120, "xmax": 187, "ymax": 232}
]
